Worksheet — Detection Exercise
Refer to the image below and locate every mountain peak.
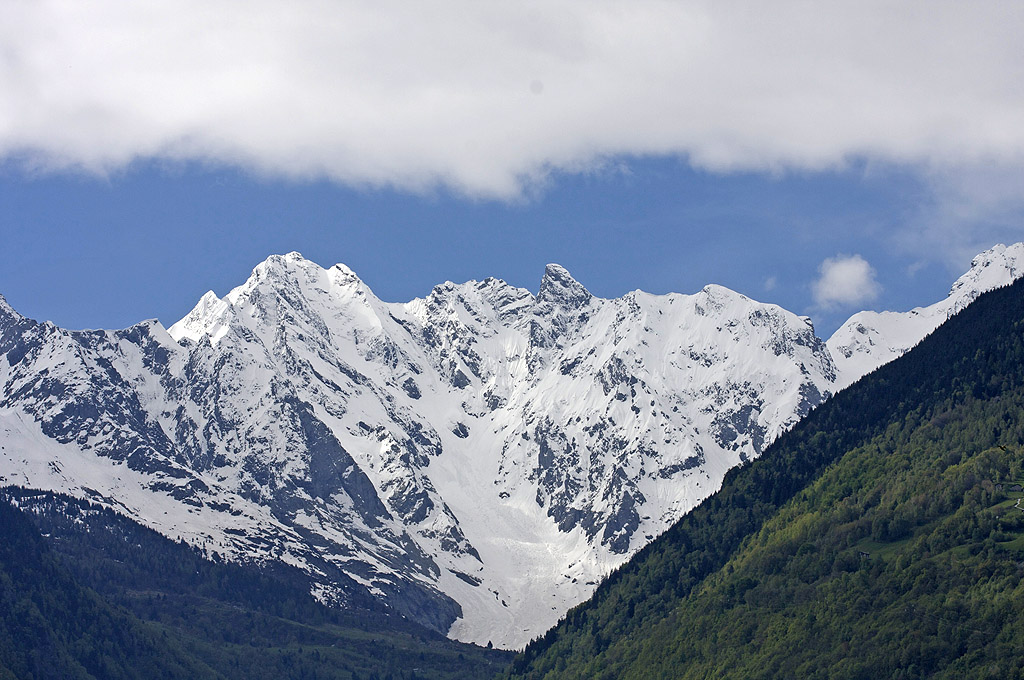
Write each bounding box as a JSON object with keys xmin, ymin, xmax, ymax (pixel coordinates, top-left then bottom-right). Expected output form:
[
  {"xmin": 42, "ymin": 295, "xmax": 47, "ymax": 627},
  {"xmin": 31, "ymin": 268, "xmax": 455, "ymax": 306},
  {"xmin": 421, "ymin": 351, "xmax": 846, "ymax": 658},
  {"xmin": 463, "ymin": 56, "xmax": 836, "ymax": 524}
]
[
  {"xmin": 168, "ymin": 290, "xmax": 230, "ymax": 343},
  {"xmin": 828, "ymin": 241, "xmax": 1024, "ymax": 390},
  {"xmin": 0, "ymin": 292, "xmax": 15, "ymax": 316},
  {"xmin": 258, "ymin": 251, "xmax": 315, "ymax": 272},
  {"xmin": 699, "ymin": 283, "xmax": 747, "ymax": 301},
  {"xmin": 249, "ymin": 253, "xmax": 365, "ymax": 290},
  {"xmin": 538, "ymin": 263, "xmax": 592, "ymax": 307},
  {"xmin": 329, "ymin": 262, "xmax": 362, "ymax": 287},
  {"xmin": 0, "ymin": 293, "xmax": 24, "ymax": 329},
  {"xmin": 949, "ymin": 242, "xmax": 1024, "ymax": 303}
]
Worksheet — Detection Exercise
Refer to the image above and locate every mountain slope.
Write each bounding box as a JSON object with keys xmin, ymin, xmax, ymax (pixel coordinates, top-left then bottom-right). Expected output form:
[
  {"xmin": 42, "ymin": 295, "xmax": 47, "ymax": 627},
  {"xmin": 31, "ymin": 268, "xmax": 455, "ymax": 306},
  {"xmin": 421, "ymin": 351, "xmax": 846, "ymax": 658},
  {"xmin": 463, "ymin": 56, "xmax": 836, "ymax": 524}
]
[
  {"xmin": 828, "ymin": 242, "xmax": 1024, "ymax": 389},
  {"xmin": 0, "ymin": 255, "xmax": 836, "ymax": 647},
  {"xmin": 0, "ymin": 488, "xmax": 510, "ymax": 679},
  {"xmin": 0, "ymin": 492, "xmax": 220, "ymax": 680},
  {"xmin": 505, "ymin": 274, "xmax": 1024, "ymax": 678}
]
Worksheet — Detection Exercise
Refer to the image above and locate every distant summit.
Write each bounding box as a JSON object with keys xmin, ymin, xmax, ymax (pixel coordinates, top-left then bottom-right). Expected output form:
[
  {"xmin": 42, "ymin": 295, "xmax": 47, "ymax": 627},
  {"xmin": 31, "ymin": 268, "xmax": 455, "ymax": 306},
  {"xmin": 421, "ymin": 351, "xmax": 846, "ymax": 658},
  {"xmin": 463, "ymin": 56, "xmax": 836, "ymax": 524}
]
[{"xmin": 828, "ymin": 242, "xmax": 1024, "ymax": 389}]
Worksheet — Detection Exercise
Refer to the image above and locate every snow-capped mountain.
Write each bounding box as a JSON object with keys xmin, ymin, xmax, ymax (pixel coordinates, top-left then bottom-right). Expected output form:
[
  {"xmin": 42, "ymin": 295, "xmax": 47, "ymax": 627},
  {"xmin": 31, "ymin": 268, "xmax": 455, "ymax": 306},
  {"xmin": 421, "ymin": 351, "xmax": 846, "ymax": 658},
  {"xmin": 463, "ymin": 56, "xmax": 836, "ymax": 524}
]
[
  {"xmin": 828, "ymin": 243, "xmax": 1024, "ymax": 390},
  {"xmin": 0, "ymin": 253, "xmax": 837, "ymax": 648},
  {"xmin": 4, "ymin": 244, "xmax": 1019, "ymax": 649}
]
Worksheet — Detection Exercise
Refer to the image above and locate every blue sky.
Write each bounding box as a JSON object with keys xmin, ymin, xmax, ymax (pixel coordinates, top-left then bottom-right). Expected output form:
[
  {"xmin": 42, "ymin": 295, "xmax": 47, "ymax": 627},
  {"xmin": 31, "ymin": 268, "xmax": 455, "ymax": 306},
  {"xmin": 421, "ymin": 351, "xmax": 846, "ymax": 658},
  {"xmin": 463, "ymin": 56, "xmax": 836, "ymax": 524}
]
[
  {"xmin": 0, "ymin": 158, "xmax": 986, "ymax": 337},
  {"xmin": 1, "ymin": 2, "xmax": 1022, "ymax": 337}
]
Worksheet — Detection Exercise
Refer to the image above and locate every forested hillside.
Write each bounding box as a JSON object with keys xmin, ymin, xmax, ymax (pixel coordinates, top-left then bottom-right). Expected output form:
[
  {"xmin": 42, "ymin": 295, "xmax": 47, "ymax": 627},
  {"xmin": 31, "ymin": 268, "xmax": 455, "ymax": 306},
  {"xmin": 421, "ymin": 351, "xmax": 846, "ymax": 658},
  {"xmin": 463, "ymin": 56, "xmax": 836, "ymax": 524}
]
[
  {"xmin": 0, "ymin": 489, "xmax": 510, "ymax": 680},
  {"xmin": 0, "ymin": 496, "xmax": 217, "ymax": 679},
  {"xmin": 506, "ymin": 278, "xmax": 1024, "ymax": 679}
]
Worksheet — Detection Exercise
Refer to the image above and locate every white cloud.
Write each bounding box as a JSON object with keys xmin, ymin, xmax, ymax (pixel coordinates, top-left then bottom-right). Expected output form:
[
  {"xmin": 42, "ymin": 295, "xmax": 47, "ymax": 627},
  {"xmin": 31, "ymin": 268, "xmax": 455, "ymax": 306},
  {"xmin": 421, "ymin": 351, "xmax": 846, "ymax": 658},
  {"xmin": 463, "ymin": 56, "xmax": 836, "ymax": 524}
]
[
  {"xmin": 812, "ymin": 254, "xmax": 881, "ymax": 308},
  {"xmin": 0, "ymin": 1, "xmax": 1022, "ymax": 199}
]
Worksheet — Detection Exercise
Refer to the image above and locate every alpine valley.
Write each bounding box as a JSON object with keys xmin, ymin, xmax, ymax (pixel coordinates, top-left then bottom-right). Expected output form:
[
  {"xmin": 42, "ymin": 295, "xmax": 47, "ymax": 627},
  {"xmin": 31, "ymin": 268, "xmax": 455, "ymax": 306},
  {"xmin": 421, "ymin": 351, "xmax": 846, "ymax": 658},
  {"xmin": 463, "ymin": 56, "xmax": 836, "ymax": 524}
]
[{"xmin": 2, "ymin": 243, "xmax": 1022, "ymax": 651}]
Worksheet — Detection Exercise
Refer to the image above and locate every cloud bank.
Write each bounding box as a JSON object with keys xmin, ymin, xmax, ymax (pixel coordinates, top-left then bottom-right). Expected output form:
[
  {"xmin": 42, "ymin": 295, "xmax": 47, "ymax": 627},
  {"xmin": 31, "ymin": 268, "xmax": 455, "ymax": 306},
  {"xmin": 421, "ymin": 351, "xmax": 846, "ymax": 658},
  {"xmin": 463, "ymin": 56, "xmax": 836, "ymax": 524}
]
[
  {"xmin": 813, "ymin": 254, "xmax": 881, "ymax": 309},
  {"xmin": 1, "ymin": 1, "xmax": 1022, "ymax": 198}
]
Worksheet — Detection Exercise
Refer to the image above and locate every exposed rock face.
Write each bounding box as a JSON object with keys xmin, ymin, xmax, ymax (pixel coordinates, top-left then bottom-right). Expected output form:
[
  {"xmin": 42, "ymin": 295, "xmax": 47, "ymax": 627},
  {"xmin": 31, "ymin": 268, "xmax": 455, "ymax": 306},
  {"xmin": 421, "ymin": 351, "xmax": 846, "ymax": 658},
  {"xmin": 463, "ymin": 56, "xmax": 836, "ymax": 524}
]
[{"xmin": 0, "ymin": 254, "xmax": 838, "ymax": 647}]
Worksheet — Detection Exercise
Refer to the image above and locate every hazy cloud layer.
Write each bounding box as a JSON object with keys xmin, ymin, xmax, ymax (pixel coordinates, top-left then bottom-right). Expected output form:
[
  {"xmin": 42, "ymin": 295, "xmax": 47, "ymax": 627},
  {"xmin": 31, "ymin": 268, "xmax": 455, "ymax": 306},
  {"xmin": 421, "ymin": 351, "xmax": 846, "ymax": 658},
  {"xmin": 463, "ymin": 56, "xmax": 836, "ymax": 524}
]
[
  {"xmin": 1, "ymin": 1, "xmax": 1023, "ymax": 198},
  {"xmin": 813, "ymin": 255, "xmax": 881, "ymax": 309},
  {"xmin": 896, "ymin": 162, "xmax": 1024, "ymax": 269}
]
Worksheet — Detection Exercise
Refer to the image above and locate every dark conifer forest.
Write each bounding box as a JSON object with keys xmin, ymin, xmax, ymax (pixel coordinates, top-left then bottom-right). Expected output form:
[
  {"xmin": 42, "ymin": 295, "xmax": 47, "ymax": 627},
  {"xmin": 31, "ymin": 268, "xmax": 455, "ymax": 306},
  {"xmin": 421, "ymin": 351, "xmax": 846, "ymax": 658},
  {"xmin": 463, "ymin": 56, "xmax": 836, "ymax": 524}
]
[{"xmin": 0, "ymin": 489, "xmax": 510, "ymax": 680}]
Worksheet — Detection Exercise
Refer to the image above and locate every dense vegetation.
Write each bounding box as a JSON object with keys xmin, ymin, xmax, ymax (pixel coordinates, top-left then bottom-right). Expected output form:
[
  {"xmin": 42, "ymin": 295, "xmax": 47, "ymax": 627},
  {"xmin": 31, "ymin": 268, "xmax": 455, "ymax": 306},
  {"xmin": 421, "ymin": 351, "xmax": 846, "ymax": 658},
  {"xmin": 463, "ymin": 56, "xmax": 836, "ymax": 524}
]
[
  {"xmin": 506, "ymin": 278, "xmax": 1024, "ymax": 679},
  {"xmin": 0, "ymin": 489, "xmax": 510, "ymax": 680},
  {"xmin": 0, "ymin": 496, "xmax": 214, "ymax": 679}
]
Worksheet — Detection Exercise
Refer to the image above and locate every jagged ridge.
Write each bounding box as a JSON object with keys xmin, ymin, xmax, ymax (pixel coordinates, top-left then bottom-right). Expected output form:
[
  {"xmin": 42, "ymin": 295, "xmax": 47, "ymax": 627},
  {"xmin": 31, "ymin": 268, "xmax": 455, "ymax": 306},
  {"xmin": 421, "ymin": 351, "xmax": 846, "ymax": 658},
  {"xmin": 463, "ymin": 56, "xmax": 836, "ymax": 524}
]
[
  {"xmin": 0, "ymin": 253, "xmax": 838, "ymax": 647},
  {"xmin": 1, "ymin": 244, "xmax": 1022, "ymax": 648}
]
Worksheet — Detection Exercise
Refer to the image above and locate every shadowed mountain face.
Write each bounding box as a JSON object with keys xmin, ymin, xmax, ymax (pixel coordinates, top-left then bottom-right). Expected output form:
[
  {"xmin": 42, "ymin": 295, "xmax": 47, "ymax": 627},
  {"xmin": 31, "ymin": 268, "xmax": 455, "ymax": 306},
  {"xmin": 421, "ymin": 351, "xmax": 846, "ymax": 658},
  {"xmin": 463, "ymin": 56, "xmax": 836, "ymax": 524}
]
[
  {"xmin": 0, "ymin": 253, "xmax": 837, "ymax": 647},
  {"xmin": 506, "ymin": 272, "xmax": 1024, "ymax": 679}
]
